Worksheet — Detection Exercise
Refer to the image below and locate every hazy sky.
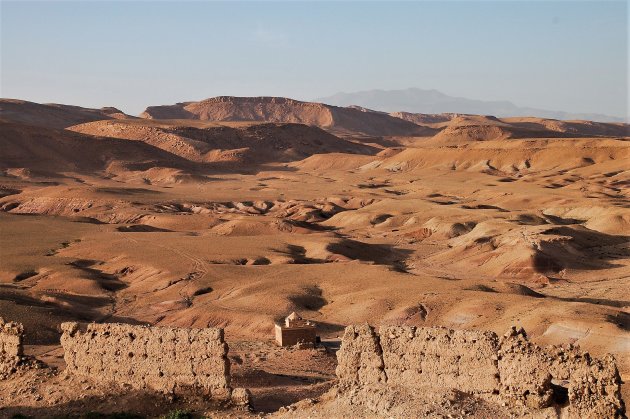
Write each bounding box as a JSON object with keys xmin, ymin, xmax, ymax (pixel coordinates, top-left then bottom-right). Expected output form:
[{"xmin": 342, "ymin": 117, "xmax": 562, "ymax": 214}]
[{"xmin": 1, "ymin": 1, "xmax": 627, "ymax": 117}]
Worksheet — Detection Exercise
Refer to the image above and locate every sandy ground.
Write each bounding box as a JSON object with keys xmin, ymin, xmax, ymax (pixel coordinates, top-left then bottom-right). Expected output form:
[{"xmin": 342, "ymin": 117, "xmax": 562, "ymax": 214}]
[{"xmin": 0, "ymin": 102, "xmax": 628, "ymax": 417}]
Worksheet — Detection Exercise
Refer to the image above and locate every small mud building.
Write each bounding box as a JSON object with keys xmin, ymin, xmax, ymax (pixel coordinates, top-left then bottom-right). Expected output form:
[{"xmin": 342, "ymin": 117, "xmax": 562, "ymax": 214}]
[{"xmin": 274, "ymin": 312, "xmax": 317, "ymax": 347}]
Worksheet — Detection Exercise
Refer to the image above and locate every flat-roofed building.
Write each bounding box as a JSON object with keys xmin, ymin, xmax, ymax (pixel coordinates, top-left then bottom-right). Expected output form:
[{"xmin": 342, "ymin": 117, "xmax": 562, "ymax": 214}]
[{"xmin": 274, "ymin": 312, "xmax": 317, "ymax": 347}]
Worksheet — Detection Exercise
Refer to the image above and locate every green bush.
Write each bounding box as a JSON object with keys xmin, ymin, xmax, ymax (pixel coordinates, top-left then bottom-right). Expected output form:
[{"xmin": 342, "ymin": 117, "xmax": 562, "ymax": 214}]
[{"xmin": 160, "ymin": 410, "xmax": 192, "ymax": 419}]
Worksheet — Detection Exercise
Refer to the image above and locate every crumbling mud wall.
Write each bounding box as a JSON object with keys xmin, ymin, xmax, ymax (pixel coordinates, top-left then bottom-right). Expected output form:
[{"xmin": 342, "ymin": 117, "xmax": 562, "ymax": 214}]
[
  {"xmin": 0, "ymin": 317, "xmax": 23, "ymax": 378},
  {"xmin": 499, "ymin": 327, "xmax": 623, "ymax": 418},
  {"xmin": 336, "ymin": 324, "xmax": 624, "ymax": 418},
  {"xmin": 60, "ymin": 322, "xmax": 231, "ymax": 398},
  {"xmin": 336, "ymin": 324, "xmax": 386, "ymax": 387}
]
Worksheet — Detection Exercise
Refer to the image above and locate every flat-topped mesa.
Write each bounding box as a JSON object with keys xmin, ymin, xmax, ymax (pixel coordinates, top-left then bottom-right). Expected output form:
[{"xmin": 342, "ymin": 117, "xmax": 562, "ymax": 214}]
[
  {"xmin": 139, "ymin": 96, "xmax": 424, "ymax": 136},
  {"xmin": 200, "ymin": 96, "xmax": 314, "ymax": 105},
  {"xmin": 60, "ymin": 322, "xmax": 233, "ymax": 399},
  {"xmin": 139, "ymin": 96, "xmax": 335, "ymax": 124},
  {"xmin": 0, "ymin": 317, "xmax": 24, "ymax": 379},
  {"xmin": 336, "ymin": 324, "xmax": 624, "ymax": 418},
  {"xmin": 274, "ymin": 312, "xmax": 318, "ymax": 347}
]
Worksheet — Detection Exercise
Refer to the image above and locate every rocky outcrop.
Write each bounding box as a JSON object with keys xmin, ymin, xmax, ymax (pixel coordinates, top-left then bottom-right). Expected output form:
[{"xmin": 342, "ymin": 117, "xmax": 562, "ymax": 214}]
[
  {"xmin": 0, "ymin": 318, "xmax": 23, "ymax": 379},
  {"xmin": 335, "ymin": 324, "xmax": 624, "ymax": 418},
  {"xmin": 60, "ymin": 322, "xmax": 232, "ymax": 399}
]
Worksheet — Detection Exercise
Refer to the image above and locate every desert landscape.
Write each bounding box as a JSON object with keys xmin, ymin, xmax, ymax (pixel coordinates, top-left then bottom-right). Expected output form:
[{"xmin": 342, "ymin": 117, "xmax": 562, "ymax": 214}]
[{"xmin": 0, "ymin": 94, "xmax": 627, "ymax": 417}]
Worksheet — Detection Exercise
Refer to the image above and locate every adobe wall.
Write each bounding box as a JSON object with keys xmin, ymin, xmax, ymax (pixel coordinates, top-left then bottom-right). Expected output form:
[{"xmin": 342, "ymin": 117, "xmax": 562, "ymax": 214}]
[
  {"xmin": 0, "ymin": 317, "xmax": 23, "ymax": 378},
  {"xmin": 499, "ymin": 327, "xmax": 623, "ymax": 418},
  {"xmin": 336, "ymin": 324, "xmax": 624, "ymax": 418},
  {"xmin": 60, "ymin": 322, "xmax": 231, "ymax": 398},
  {"xmin": 380, "ymin": 326, "xmax": 500, "ymax": 394},
  {"xmin": 336, "ymin": 324, "xmax": 386, "ymax": 387}
]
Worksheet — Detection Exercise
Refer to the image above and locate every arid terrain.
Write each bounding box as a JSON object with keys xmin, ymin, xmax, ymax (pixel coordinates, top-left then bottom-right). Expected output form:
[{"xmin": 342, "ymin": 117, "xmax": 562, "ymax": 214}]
[{"xmin": 0, "ymin": 96, "xmax": 628, "ymax": 418}]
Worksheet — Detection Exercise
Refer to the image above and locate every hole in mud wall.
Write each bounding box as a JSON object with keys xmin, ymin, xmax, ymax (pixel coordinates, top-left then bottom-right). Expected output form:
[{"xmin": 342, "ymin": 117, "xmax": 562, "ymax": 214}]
[{"xmin": 551, "ymin": 380, "xmax": 569, "ymax": 406}]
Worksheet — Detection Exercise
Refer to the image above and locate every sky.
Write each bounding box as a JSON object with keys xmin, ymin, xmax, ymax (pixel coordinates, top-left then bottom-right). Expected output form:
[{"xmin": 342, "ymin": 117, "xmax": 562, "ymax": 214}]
[{"xmin": 1, "ymin": 1, "xmax": 627, "ymax": 117}]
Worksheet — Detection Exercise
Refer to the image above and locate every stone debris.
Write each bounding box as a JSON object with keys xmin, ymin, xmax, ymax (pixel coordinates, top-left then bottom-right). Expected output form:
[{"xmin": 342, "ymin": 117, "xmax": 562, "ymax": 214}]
[{"xmin": 230, "ymin": 387, "xmax": 252, "ymax": 408}]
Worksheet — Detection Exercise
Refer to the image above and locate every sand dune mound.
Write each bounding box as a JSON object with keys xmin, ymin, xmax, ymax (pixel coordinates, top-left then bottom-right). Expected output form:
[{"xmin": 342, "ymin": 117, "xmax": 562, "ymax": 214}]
[
  {"xmin": 585, "ymin": 213, "xmax": 630, "ymax": 235},
  {"xmin": 290, "ymin": 153, "xmax": 378, "ymax": 171},
  {"xmin": 385, "ymin": 112, "xmax": 628, "ymax": 145},
  {"xmin": 210, "ymin": 219, "xmax": 313, "ymax": 236},
  {"xmin": 110, "ymin": 166, "xmax": 211, "ymax": 185},
  {"xmin": 69, "ymin": 119, "xmax": 377, "ymax": 164},
  {"xmin": 0, "ymin": 121, "xmax": 189, "ymax": 176},
  {"xmin": 428, "ymin": 222, "xmax": 629, "ymax": 280},
  {"xmin": 154, "ymin": 197, "xmax": 376, "ymax": 225},
  {"xmin": 501, "ymin": 117, "xmax": 629, "ymax": 137},
  {"xmin": 139, "ymin": 96, "xmax": 424, "ymax": 136},
  {"xmin": 374, "ymin": 137, "xmax": 628, "ymax": 174},
  {"xmin": 425, "ymin": 115, "xmax": 567, "ymax": 144},
  {"xmin": 0, "ymin": 99, "xmax": 132, "ymax": 129},
  {"xmin": 388, "ymin": 111, "xmax": 628, "ymax": 139},
  {"xmin": 0, "ymin": 192, "xmax": 155, "ymax": 225}
]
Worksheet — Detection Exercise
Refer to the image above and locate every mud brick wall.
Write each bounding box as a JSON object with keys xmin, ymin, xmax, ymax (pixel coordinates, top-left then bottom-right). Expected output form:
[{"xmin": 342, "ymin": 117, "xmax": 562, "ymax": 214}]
[
  {"xmin": 0, "ymin": 317, "xmax": 23, "ymax": 378},
  {"xmin": 337, "ymin": 325, "xmax": 498, "ymax": 394},
  {"xmin": 336, "ymin": 324, "xmax": 624, "ymax": 418},
  {"xmin": 336, "ymin": 324, "xmax": 387, "ymax": 387},
  {"xmin": 60, "ymin": 322, "xmax": 231, "ymax": 398},
  {"xmin": 380, "ymin": 326, "xmax": 500, "ymax": 394}
]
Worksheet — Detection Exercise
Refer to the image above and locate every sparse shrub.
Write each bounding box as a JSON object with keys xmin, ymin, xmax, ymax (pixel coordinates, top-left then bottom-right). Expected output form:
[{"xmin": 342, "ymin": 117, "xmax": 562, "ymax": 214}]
[{"xmin": 160, "ymin": 410, "xmax": 192, "ymax": 419}]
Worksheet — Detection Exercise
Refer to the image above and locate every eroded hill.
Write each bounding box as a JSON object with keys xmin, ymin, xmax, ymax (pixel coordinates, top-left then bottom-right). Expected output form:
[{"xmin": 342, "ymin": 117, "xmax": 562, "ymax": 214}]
[
  {"xmin": 68, "ymin": 119, "xmax": 378, "ymax": 165},
  {"xmin": 0, "ymin": 99, "xmax": 132, "ymax": 129},
  {"xmin": 0, "ymin": 97, "xmax": 628, "ymax": 417}
]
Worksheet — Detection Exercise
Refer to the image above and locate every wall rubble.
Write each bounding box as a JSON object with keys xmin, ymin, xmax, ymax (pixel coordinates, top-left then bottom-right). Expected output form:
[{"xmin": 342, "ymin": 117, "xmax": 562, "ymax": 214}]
[
  {"xmin": 0, "ymin": 317, "xmax": 23, "ymax": 379},
  {"xmin": 498, "ymin": 327, "xmax": 623, "ymax": 418},
  {"xmin": 336, "ymin": 324, "xmax": 624, "ymax": 418},
  {"xmin": 60, "ymin": 322, "xmax": 232, "ymax": 399}
]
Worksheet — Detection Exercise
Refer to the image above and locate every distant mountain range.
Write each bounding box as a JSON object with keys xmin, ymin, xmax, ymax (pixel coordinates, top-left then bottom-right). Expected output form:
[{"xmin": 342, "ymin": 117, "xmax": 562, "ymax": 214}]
[{"xmin": 315, "ymin": 88, "xmax": 625, "ymax": 123}]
